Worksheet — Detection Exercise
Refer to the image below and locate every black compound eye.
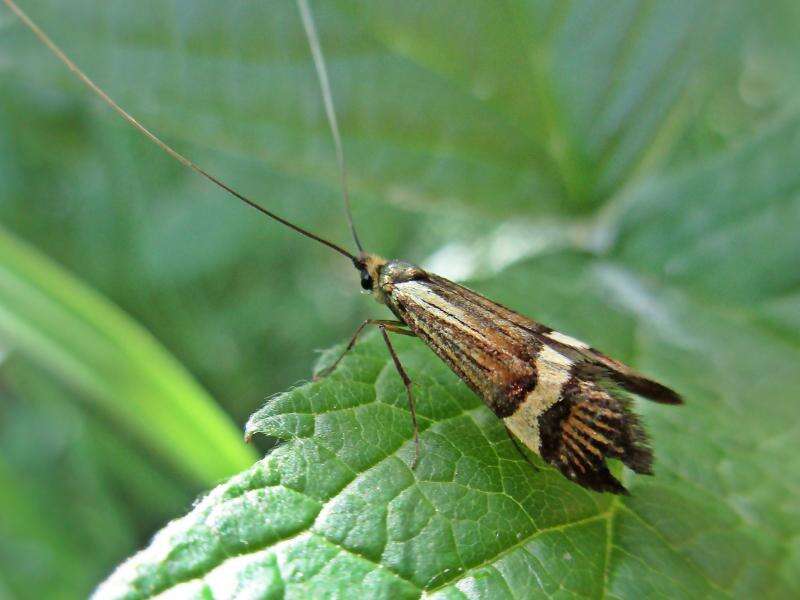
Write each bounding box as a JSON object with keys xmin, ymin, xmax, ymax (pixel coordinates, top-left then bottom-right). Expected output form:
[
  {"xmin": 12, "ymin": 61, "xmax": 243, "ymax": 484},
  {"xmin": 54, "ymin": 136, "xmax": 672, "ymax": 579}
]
[{"xmin": 360, "ymin": 270, "xmax": 373, "ymax": 291}]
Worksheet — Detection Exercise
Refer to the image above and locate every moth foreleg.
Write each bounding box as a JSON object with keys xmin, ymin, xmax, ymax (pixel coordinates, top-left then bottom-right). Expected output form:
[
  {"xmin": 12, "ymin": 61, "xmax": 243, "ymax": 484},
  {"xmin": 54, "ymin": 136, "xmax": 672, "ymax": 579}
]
[
  {"xmin": 314, "ymin": 319, "xmax": 413, "ymax": 380},
  {"xmin": 378, "ymin": 325, "xmax": 421, "ymax": 470}
]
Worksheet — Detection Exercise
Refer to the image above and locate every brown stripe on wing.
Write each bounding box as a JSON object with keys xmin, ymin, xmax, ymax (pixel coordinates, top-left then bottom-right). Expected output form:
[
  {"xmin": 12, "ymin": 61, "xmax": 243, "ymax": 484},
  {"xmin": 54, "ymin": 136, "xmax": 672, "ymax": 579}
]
[
  {"xmin": 537, "ymin": 377, "xmax": 653, "ymax": 495},
  {"xmin": 387, "ymin": 277, "xmax": 542, "ymax": 419},
  {"xmin": 497, "ymin": 370, "xmax": 539, "ymax": 418}
]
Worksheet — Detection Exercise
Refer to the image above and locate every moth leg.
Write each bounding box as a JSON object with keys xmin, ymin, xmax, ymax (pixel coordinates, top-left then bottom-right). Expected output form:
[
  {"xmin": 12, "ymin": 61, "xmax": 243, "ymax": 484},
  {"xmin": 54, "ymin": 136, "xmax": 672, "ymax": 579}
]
[
  {"xmin": 378, "ymin": 325, "xmax": 421, "ymax": 470},
  {"xmin": 314, "ymin": 319, "xmax": 413, "ymax": 380},
  {"xmin": 504, "ymin": 425, "xmax": 540, "ymax": 473}
]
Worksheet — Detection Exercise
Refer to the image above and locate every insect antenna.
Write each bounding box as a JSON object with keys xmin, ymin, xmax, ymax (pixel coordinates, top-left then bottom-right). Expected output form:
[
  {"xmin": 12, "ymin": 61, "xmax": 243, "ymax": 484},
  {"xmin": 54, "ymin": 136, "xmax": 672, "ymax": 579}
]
[
  {"xmin": 2, "ymin": 0, "xmax": 359, "ymax": 265},
  {"xmin": 296, "ymin": 0, "xmax": 364, "ymax": 254}
]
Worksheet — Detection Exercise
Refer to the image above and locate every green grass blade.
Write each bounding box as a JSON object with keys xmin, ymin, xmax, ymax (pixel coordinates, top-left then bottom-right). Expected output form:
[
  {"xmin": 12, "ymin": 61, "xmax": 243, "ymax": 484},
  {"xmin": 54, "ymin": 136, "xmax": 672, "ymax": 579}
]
[{"xmin": 0, "ymin": 227, "xmax": 256, "ymax": 484}]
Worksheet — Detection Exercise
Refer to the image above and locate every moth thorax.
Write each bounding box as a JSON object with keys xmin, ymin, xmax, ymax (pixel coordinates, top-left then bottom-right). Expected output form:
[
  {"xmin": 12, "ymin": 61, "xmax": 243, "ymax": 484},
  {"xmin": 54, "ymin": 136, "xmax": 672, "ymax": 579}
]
[{"xmin": 380, "ymin": 260, "xmax": 426, "ymax": 292}]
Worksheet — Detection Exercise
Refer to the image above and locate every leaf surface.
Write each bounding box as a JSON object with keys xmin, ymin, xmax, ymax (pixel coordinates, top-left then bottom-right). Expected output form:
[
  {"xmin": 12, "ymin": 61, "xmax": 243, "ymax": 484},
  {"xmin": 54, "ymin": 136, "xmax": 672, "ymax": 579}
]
[
  {"xmin": 96, "ymin": 111, "xmax": 800, "ymax": 593},
  {"xmin": 1, "ymin": 1, "xmax": 798, "ymax": 598}
]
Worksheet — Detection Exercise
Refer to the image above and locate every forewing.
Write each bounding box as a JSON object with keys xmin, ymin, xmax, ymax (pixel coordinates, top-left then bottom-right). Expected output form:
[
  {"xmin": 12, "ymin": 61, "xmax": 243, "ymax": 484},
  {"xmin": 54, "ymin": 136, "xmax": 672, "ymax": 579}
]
[
  {"xmin": 386, "ymin": 274, "xmax": 680, "ymax": 494},
  {"xmin": 385, "ymin": 275, "xmax": 542, "ymax": 417}
]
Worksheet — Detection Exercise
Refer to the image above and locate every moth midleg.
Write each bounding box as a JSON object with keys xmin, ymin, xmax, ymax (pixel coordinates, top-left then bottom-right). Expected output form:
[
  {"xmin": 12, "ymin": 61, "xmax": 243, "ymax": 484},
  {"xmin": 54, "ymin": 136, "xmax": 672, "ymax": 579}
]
[
  {"xmin": 378, "ymin": 326, "xmax": 421, "ymax": 469},
  {"xmin": 314, "ymin": 319, "xmax": 414, "ymax": 380}
]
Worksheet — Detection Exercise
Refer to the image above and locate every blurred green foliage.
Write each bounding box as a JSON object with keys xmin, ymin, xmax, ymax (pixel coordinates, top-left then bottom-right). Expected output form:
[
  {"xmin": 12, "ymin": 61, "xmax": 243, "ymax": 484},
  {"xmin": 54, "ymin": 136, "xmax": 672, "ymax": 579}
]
[{"xmin": 0, "ymin": 0, "xmax": 798, "ymax": 598}]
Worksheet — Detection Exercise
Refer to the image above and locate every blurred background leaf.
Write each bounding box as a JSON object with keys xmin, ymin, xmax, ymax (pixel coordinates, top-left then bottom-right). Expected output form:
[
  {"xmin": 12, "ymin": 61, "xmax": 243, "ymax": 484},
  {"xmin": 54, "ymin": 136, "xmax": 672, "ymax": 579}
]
[
  {"xmin": 0, "ymin": 226, "xmax": 255, "ymax": 480},
  {"xmin": 0, "ymin": 0, "xmax": 798, "ymax": 598}
]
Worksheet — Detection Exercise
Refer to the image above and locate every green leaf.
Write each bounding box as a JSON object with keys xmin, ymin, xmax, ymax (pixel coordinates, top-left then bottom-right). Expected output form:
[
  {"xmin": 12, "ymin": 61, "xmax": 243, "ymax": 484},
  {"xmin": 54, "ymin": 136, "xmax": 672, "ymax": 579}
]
[
  {"xmin": 0, "ymin": 0, "xmax": 780, "ymax": 420},
  {"xmin": 92, "ymin": 83, "xmax": 799, "ymax": 596},
  {"xmin": 2, "ymin": 0, "xmax": 753, "ymax": 223},
  {"xmin": 95, "ymin": 103, "xmax": 800, "ymax": 594},
  {"xmin": 0, "ymin": 227, "xmax": 256, "ymax": 483},
  {"xmin": 3, "ymin": 0, "xmax": 798, "ymax": 598},
  {"xmin": 611, "ymin": 113, "xmax": 800, "ymax": 308},
  {"xmin": 95, "ymin": 241, "xmax": 799, "ymax": 597}
]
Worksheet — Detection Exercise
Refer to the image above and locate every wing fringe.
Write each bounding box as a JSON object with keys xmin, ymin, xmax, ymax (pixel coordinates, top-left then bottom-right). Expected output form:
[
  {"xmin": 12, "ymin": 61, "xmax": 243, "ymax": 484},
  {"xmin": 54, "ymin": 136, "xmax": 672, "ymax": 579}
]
[{"xmin": 538, "ymin": 378, "xmax": 653, "ymax": 494}]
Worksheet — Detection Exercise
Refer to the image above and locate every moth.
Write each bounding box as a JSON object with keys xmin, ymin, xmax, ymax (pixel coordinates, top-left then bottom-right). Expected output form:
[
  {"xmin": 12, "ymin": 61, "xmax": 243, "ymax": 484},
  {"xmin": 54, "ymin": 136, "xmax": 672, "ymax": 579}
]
[{"xmin": 5, "ymin": 0, "xmax": 682, "ymax": 494}]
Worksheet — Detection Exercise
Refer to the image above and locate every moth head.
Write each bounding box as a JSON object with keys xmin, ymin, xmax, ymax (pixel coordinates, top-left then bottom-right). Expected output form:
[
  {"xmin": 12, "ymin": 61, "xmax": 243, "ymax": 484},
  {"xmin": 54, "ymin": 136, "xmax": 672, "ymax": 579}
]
[
  {"xmin": 355, "ymin": 253, "xmax": 387, "ymax": 298},
  {"xmin": 354, "ymin": 254, "xmax": 426, "ymax": 304}
]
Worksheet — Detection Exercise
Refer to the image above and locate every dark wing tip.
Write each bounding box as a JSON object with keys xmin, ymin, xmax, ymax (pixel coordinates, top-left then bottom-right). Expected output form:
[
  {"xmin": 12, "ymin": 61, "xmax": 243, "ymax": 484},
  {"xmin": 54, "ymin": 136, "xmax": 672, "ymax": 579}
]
[
  {"xmin": 570, "ymin": 346, "xmax": 682, "ymax": 405},
  {"xmin": 614, "ymin": 374, "xmax": 683, "ymax": 405}
]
